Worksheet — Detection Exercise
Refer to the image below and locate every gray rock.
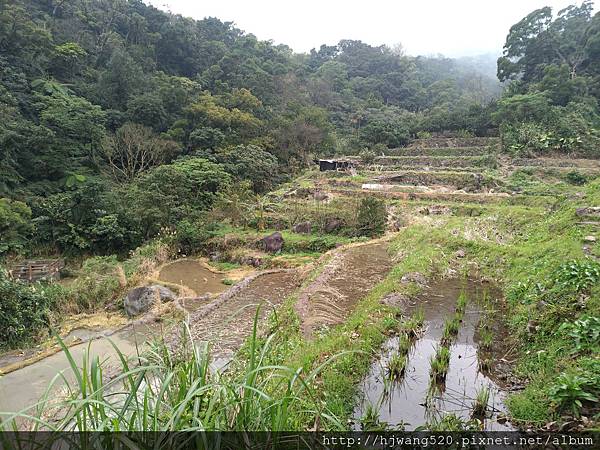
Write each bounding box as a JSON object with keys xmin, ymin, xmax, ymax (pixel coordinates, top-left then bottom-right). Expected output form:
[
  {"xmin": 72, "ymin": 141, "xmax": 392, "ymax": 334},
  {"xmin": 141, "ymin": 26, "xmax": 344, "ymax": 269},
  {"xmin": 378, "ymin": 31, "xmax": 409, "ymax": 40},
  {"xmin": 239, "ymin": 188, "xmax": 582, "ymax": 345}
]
[
  {"xmin": 293, "ymin": 221, "xmax": 312, "ymax": 234},
  {"xmin": 260, "ymin": 232, "xmax": 284, "ymax": 253},
  {"xmin": 380, "ymin": 293, "xmax": 411, "ymax": 308},
  {"xmin": 455, "ymin": 249, "xmax": 466, "ymax": 258},
  {"xmin": 400, "ymin": 272, "xmax": 427, "ymax": 286},
  {"xmin": 576, "ymin": 207, "xmax": 600, "ymax": 217},
  {"xmin": 124, "ymin": 285, "xmax": 177, "ymax": 317},
  {"xmin": 583, "ymin": 235, "xmax": 597, "ymax": 243},
  {"xmin": 314, "ymin": 191, "xmax": 329, "ymax": 202},
  {"xmin": 324, "ymin": 218, "xmax": 343, "ymax": 233}
]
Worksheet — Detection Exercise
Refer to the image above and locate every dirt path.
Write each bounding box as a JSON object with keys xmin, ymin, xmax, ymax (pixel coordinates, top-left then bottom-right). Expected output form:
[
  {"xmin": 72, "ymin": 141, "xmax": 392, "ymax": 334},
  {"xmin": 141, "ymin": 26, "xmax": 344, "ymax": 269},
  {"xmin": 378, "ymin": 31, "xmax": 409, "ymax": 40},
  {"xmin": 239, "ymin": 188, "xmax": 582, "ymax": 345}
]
[
  {"xmin": 180, "ymin": 270, "xmax": 304, "ymax": 363},
  {"xmin": 295, "ymin": 241, "xmax": 393, "ymax": 337}
]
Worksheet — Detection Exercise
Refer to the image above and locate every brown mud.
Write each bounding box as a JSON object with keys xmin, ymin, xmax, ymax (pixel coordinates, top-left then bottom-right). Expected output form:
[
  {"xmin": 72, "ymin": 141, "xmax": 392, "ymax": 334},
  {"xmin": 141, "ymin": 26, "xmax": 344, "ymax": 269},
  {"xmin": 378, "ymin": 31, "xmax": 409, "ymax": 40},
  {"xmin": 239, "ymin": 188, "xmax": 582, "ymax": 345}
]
[
  {"xmin": 158, "ymin": 259, "xmax": 227, "ymax": 296},
  {"xmin": 295, "ymin": 242, "xmax": 393, "ymax": 337}
]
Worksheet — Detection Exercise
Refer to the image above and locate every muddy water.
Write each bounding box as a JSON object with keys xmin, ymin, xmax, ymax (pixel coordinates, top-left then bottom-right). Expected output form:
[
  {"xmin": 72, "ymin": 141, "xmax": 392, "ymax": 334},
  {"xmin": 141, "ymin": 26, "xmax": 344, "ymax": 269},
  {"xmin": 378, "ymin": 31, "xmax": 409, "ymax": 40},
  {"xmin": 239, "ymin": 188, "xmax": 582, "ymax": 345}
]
[
  {"xmin": 158, "ymin": 259, "xmax": 226, "ymax": 295},
  {"xmin": 0, "ymin": 321, "xmax": 158, "ymax": 417},
  {"xmin": 354, "ymin": 279, "xmax": 511, "ymax": 430}
]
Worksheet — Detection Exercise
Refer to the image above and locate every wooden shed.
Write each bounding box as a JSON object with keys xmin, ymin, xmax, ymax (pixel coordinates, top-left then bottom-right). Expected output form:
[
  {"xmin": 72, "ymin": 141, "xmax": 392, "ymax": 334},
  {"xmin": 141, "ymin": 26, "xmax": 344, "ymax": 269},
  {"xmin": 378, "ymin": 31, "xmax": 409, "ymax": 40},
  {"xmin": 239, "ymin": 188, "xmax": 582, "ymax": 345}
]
[
  {"xmin": 9, "ymin": 259, "xmax": 65, "ymax": 283},
  {"xmin": 317, "ymin": 159, "xmax": 354, "ymax": 172}
]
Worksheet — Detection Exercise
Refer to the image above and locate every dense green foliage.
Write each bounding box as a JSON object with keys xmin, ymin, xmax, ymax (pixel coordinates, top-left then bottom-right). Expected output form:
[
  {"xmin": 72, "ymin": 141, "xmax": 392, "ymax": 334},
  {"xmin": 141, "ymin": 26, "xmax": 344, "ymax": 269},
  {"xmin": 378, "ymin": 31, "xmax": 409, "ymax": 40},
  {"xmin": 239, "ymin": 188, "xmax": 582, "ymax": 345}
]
[
  {"xmin": 0, "ymin": 0, "xmax": 500, "ymax": 255},
  {"xmin": 496, "ymin": 1, "xmax": 600, "ymax": 155},
  {"xmin": 0, "ymin": 270, "xmax": 58, "ymax": 348}
]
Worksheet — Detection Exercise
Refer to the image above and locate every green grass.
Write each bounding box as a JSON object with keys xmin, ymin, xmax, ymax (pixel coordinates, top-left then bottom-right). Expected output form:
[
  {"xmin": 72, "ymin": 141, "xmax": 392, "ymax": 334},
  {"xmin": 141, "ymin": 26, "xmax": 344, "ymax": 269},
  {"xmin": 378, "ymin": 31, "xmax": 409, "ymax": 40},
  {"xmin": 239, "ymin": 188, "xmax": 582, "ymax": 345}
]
[
  {"xmin": 472, "ymin": 387, "xmax": 490, "ymax": 418},
  {"xmin": 430, "ymin": 346, "xmax": 451, "ymax": 382},
  {"xmin": 455, "ymin": 291, "xmax": 467, "ymax": 315},
  {"xmin": 387, "ymin": 352, "xmax": 407, "ymax": 380},
  {"xmin": 397, "ymin": 333, "xmax": 412, "ymax": 356},
  {"xmin": 0, "ymin": 312, "xmax": 344, "ymax": 432}
]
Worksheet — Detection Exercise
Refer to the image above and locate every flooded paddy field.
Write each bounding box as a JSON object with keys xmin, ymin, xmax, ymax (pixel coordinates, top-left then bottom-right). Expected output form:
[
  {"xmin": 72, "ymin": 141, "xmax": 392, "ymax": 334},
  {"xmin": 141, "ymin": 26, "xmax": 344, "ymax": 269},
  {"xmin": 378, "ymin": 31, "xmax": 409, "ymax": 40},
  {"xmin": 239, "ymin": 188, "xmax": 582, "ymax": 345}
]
[{"xmin": 354, "ymin": 278, "xmax": 512, "ymax": 430}]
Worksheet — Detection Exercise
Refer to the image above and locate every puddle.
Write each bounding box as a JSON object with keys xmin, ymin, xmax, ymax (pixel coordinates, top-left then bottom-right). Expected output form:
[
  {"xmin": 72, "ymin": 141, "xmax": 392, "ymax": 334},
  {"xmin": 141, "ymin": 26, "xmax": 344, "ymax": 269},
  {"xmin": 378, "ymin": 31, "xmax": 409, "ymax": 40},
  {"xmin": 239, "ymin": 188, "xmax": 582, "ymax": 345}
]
[
  {"xmin": 354, "ymin": 278, "xmax": 512, "ymax": 430},
  {"xmin": 0, "ymin": 321, "xmax": 159, "ymax": 418},
  {"xmin": 158, "ymin": 259, "xmax": 226, "ymax": 296},
  {"xmin": 0, "ymin": 269, "xmax": 300, "ymax": 420}
]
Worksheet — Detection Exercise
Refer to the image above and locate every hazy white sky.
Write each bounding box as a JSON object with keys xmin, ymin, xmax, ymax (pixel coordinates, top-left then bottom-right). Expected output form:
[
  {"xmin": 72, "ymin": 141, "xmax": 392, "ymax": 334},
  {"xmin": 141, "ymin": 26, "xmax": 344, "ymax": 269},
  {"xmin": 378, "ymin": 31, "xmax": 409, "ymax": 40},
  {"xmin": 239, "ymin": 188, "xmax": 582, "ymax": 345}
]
[{"xmin": 147, "ymin": 0, "xmax": 595, "ymax": 57}]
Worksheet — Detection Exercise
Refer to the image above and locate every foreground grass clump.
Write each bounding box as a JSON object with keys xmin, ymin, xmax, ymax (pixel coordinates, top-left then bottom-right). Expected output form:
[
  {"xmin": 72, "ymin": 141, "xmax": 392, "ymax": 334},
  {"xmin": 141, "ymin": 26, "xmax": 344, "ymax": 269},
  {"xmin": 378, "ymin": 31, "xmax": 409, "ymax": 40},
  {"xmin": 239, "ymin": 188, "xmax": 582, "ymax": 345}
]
[
  {"xmin": 430, "ymin": 346, "xmax": 451, "ymax": 382},
  {"xmin": 387, "ymin": 352, "xmax": 407, "ymax": 380},
  {"xmin": 441, "ymin": 315, "xmax": 461, "ymax": 345},
  {"xmin": 472, "ymin": 386, "xmax": 490, "ymax": 418},
  {"xmin": 404, "ymin": 309, "xmax": 425, "ymax": 339},
  {"xmin": 0, "ymin": 318, "xmax": 343, "ymax": 432}
]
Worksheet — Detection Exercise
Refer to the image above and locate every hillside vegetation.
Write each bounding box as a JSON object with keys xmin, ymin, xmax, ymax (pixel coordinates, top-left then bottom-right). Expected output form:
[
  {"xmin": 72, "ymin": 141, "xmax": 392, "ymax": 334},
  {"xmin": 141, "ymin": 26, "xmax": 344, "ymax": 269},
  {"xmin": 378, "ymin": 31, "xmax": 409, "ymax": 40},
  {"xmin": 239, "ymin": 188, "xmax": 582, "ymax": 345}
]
[{"xmin": 0, "ymin": 0, "xmax": 599, "ymax": 434}]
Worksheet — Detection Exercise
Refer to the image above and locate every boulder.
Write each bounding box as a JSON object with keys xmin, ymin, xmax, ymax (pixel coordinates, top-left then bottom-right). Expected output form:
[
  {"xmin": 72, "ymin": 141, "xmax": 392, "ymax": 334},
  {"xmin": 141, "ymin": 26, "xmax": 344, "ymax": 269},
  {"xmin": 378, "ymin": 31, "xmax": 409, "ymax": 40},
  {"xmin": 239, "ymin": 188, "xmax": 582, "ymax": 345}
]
[
  {"xmin": 124, "ymin": 285, "xmax": 177, "ymax": 317},
  {"xmin": 380, "ymin": 293, "xmax": 411, "ymax": 308},
  {"xmin": 400, "ymin": 272, "xmax": 427, "ymax": 286},
  {"xmin": 324, "ymin": 218, "xmax": 343, "ymax": 233},
  {"xmin": 583, "ymin": 235, "xmax": 597, "ymax": 243},
  {"xmin": 260, "ymin": 232, "xmax": 284, "ymax": 253},
  {"xmin": 293, "ymin": 221, "xmax": 312, "ymax": 234},
  {"xmin": 241, "ymin": 256, "xmax": 263, "ymax": 267}
]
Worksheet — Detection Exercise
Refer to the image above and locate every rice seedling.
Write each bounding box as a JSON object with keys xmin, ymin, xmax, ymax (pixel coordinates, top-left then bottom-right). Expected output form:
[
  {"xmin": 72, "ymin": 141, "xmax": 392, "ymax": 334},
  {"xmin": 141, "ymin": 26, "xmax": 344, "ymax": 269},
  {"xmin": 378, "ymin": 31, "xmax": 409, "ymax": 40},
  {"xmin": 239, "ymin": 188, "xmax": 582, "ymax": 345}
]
[
  {"xmin": 429, "ymin": 346, "xmax": 451, "ymax": 382},
  {"xmin": 397, "ymin": 333, "xmax": 412, "ymax": 356},
  {"xmin": 478, "ymin": 357, "xmax": 492, "ymax": 373},
  {"xmin": 404, "ymin": 308, "xmax": 425, "ymax": 339},
  {"xmin": 387, "ymin": 352, "xmax": 407, "ymax": 380},
  {"xmin": 478, "ymin": 326, "xmax": 494, "ymax": 351},
  {"xmin": 414, "ymin": 308, "xmax": 425, "ymax": 327},
  {"xmin": 0, "ymin": 308, "xmax": 343, "ymax": 433},
  {"xmin": 455, "ymin": 291, "xmax": 468, "ymax": 315},
  {"xmin": 360, "ymin": 404, "xmax": 389, "ymax": 431},
  {"xmin": 472, "ymin": 386, "xmax": 490, "ymax": 418},
  {"xmin": 442, "ymin": 314, "xmax": 461, "ymax": 343}
]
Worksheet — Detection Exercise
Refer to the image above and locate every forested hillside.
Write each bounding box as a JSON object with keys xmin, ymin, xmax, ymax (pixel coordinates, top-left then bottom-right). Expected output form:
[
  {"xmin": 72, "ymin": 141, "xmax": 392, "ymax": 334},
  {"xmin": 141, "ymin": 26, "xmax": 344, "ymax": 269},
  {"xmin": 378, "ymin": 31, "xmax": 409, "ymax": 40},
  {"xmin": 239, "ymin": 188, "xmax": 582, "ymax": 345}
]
[
  {"xmin": 2, "ymin": 0, "xmax": 600, "ymax": 436},
  {"xmin": 496, "ymin": 1, "xmax": 600, "ymax": 155},
  {"xmin": 0, "ymin": 0, "xmax": 501, "ymax": 255}
]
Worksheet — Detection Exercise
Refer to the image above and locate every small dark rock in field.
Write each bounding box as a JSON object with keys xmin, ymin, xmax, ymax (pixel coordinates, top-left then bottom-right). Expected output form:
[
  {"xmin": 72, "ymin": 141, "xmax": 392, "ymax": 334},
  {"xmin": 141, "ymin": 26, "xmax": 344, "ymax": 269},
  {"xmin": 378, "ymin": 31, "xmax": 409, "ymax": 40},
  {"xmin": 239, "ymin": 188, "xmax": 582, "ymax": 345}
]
[
  {"xmin": 526, "ymin": 320, "xmax": 539, "ymax": 335},
  {"xmin": 242, "ymin": 256, "xmax": 263, "ymax": 267},
  {"xmin": 536, "ymin": 300, "xmax": 548, "ymax": 311},
  {"xmin": 124, "ymin": 285, "xmax": 177, "ymax": 317},
  {"xmin": 314, "ymin": 191, "xmax": 329, "ymax": 202},
  {"xmin": 401, "ymin": 272, "xmax": 427, "ymax": 286},
  {"xmin": 576, "ymin": 207, "xmax": 600, "ymax": 217},
  {"xmin": 260, "ymin": 232, "xmax": 284, "ymax": 253},
  {"xmin": 293, "ymin": 221, "xmax": 312, "ymax": 234},
  {"xmin": 324, "ymin": 218, "xmax": 343, "ymax": 233},
  {"xmin": 380, "ymin": 293, "xmax": 411, "ymax": 308}
]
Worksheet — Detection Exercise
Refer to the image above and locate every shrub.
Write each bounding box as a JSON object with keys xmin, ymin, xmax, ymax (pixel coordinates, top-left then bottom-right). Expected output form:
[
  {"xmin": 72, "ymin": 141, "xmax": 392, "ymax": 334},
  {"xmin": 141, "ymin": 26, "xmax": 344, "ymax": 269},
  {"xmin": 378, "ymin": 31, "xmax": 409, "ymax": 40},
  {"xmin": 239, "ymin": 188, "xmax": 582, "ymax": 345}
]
[
  {"xmin": 559, "ymin": 315, "xmax": 600, "ymax": 354},
  {"xmin": 283, "ymin": 235, "xmax": 342, "ymax": 253},
  {"xmin": 0, "ymin": 198, "xmax": 33, "ymax": 255},
  {"xmin": 356, "ymin": 197, "xmax": 387, "ymax": 237},
  {"xmin": 548, "ymin": 373, "xmax": 598, "ymax": 416},
  {"xmin": 565, "ymin": 171, "xmax": 588, "ymax": 186},
  {"xmin": 68, "ymin": 256, "xmax": 124, "ymax": 312},
  {"xmin": 553, "ymin": 260, "xmax": 600, "ymax": 293},
  {"xmin": 359, "ymin": 148, "xmax": 376, "ymax": 164},
  {"xmin": 0, "ymin": 270, "xmax": 59, "ymax": 349}
]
